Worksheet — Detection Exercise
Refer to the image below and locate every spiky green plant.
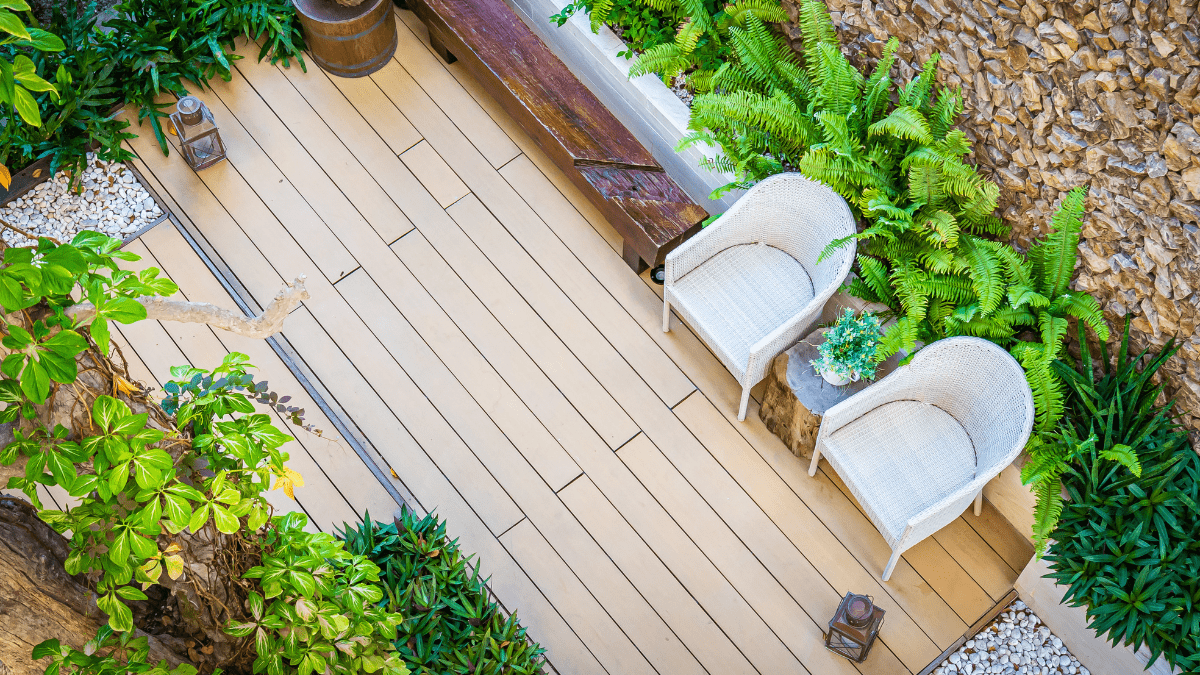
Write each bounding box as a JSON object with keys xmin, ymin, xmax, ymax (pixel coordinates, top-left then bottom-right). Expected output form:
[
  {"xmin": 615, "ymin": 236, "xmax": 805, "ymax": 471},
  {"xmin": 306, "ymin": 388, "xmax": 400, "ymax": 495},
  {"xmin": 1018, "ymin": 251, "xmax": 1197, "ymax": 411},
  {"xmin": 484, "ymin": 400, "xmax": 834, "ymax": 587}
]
[{"xmin": 1022, "ymin": 316, "xmax": 1182, "ymax": 555}]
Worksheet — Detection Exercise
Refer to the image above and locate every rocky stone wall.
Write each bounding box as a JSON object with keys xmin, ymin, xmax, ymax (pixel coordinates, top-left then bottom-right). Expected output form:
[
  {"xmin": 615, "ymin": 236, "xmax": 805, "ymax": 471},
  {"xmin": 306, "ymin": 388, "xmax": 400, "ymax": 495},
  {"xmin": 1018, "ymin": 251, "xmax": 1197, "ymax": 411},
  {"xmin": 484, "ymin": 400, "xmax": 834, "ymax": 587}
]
[{"xmin": 781, "ymin": 0, "xmax": 1200, "ymax": 443}]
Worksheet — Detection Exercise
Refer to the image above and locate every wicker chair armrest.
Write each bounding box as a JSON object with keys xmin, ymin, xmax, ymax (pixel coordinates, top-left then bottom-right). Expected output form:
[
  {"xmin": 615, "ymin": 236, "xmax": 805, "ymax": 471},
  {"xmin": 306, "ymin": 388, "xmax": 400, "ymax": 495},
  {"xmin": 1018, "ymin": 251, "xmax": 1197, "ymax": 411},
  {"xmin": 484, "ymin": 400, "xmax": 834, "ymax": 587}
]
[
  {"xmin": 893, "ymin": 467, "xmax": 1005, "ymax": 552},
  {"xmin": 664, "ymin": 208, "xmax": 757, "ymax": 284}
]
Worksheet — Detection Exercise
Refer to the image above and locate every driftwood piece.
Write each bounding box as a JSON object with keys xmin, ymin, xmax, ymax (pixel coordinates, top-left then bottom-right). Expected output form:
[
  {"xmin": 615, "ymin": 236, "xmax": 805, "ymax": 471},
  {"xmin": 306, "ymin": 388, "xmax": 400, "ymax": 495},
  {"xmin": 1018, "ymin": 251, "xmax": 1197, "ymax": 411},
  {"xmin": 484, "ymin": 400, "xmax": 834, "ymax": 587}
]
[
  {"xmin": 66, "ymin": 277, "xmax": 309, "ymax": 339},
  {"xmin": 0, "ymin": 497, "xmax": 189, "ymax": 675}
]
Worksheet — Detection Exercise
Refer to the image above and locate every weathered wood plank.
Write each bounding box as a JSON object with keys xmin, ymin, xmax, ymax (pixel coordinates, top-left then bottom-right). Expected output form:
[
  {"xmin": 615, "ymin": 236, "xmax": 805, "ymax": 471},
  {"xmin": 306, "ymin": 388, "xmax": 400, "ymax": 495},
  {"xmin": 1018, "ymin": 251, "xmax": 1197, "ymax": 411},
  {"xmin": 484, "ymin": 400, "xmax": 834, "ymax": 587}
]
[{"xmin": 404, "ymin": 0, "xmax": 705, "ymax": 267}]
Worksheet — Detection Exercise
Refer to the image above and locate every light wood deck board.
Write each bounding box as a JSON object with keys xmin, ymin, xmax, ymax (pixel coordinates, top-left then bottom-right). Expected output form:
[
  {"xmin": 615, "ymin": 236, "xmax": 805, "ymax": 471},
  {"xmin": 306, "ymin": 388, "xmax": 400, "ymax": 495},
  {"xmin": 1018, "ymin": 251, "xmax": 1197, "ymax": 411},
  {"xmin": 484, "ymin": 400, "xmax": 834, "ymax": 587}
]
[{"xmin": 123, "ymin": 21, "xmax": 1034, "ymax": 674}]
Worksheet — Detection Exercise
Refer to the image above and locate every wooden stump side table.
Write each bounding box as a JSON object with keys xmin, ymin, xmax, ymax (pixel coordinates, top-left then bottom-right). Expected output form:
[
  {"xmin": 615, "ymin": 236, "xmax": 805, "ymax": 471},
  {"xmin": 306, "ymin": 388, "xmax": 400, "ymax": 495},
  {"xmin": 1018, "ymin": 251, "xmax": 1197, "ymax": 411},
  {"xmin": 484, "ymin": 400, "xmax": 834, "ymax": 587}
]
[{"xmin": 758, "ymin": 329, "xmax": 902, "ymax": 459}]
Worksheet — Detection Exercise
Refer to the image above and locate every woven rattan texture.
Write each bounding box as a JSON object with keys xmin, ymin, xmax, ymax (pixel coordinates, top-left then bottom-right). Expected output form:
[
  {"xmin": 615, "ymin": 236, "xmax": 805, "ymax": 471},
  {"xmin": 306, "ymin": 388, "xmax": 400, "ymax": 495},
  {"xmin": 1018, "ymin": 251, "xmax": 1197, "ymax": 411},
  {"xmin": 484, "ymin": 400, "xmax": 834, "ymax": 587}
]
[
  {"xmin": 814, "ymin": 337, "xmax": 1034, "ymax": 561},
  {"xmin": 662, "ymin": 174, "xmax": 857, "ymax": 419}
]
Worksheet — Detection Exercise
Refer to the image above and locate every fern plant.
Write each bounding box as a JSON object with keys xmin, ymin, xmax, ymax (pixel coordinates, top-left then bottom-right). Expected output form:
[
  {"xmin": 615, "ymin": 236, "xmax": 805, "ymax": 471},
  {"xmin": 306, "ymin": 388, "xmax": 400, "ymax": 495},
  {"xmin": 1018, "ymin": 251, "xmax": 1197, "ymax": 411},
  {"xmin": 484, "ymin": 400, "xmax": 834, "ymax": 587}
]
[
  {"xmin": 682, "ymin": 2, "xmax": 1108, "ymax": 431},
  {"xmin": 626, "ymin": 0, "xmax": 789, "ymax": 88}
]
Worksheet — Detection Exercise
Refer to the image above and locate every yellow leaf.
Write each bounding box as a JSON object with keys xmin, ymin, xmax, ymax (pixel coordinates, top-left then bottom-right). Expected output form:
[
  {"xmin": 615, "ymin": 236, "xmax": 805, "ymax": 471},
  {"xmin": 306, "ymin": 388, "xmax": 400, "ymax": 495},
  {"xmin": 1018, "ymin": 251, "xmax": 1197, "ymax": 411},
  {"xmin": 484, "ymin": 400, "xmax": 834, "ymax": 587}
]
[
  {"xmin": 282, "ymin": 467, "xmax": 303, "ymax": 499},
  {"xmin": 32, "ymin": 168, "xmax": 42, "ymax": 178},
  {"xmin": 166, "ymin": 123, "xmax": 177, "ymax": 136},
  {"xmin": 164, "ymin": 554, "xmax": 185, "ymax": 580},
  {"xmin": 163, "ymin": 542, "xmax": 182, "ymax": 554},
  {"xmin": 115, "ymin": 374, "xmax": 141, "ymax": 397},
  {"xmin": 140, "ymin": 559, "xmax": 163, "ymax": 584},
  {"xmin": 0, "ymin": 163, "xmax": 10, "ymax": 191}
]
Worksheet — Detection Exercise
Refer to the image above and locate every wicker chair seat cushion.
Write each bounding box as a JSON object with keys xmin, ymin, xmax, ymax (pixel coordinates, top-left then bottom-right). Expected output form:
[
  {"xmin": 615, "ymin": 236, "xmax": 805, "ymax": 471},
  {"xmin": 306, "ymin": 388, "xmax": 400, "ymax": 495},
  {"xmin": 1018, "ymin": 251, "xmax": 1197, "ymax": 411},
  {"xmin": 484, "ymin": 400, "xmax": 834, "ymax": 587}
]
[
  {"xmin": 671, "ymin": 242, "xmax": 815, "ymax": 374},
  {"xmin": 825, "ymin": 399, "xmax": 976, "ymax": 544}
]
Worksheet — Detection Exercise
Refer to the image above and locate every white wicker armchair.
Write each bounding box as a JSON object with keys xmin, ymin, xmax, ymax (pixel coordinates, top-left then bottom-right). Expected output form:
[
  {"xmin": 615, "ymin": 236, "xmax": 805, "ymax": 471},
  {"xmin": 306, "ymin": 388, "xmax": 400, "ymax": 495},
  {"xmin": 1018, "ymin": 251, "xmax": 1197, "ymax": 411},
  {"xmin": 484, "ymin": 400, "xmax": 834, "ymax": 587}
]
[
  {"xmin": 808, "ymin": 337, "xmax": 1035, "ymax": 581},
  {"xmin": 662, "ymin": 174, "xmax": 857, "ymax": 421}
]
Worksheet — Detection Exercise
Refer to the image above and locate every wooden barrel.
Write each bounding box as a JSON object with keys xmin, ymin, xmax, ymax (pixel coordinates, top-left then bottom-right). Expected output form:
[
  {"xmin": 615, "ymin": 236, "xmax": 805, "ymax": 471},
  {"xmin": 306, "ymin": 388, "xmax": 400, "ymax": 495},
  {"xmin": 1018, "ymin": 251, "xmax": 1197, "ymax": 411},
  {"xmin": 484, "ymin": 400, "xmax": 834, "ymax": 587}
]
[{"xmin": 293, "ymin": 0, "xmax": 397, "ymax": 78}]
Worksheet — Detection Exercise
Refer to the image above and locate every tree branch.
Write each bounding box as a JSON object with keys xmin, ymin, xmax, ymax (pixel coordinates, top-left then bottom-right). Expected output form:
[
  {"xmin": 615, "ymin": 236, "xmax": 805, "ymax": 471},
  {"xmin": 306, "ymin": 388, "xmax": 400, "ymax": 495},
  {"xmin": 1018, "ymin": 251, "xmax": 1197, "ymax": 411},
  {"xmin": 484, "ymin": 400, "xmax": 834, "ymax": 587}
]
[{"xmin": 67, "ymin": 276, "xmax": 309, "ymax": 339}]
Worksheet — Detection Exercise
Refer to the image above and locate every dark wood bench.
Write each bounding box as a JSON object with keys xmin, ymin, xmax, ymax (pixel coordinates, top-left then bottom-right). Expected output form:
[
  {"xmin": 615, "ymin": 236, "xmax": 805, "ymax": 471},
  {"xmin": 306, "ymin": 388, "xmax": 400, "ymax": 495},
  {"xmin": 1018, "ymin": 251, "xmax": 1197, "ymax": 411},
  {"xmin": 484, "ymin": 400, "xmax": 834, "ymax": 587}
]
[{"xmin": 402, "ymin": 0, "xmax": 708, "ymax": 272}]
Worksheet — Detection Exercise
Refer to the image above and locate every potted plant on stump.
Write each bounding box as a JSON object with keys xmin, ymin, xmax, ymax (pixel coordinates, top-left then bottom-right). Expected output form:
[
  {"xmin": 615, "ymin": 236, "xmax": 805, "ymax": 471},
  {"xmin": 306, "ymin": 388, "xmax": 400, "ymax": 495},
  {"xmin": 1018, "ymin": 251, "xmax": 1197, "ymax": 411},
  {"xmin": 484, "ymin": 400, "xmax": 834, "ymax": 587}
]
[
  {"xmin": 811, "ymin": 309, "xmax": 883, "ymax": 386},
  {"xmin": 293, "ymin": 0, "xmax": 397, "ymax": 78}
]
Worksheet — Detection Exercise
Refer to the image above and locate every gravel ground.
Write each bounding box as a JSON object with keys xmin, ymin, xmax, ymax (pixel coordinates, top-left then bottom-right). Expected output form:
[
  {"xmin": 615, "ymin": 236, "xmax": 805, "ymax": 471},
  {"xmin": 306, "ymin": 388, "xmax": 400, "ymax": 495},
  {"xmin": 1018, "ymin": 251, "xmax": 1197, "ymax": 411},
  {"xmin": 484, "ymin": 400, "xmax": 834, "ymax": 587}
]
[
  {"xmin": 0, "ymin": 154, "xmax": 163, "ymax": 246},
  {"xmin": 934, "ymin": 599, "xmax": 1089, "ymax": 675}
]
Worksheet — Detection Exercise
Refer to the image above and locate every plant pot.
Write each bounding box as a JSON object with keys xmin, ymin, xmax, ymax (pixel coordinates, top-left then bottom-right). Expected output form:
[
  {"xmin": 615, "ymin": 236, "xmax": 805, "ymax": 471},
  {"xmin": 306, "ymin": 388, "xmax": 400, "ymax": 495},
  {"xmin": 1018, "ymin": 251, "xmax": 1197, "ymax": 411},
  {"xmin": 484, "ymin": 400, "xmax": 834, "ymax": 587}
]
[
  {"xmin": 821, "ymin": 369, "xmax": 857, "ymax": 386},
  {"xmin": 293, "ymin": 0, "xmax": 397, "ymax": 78}
]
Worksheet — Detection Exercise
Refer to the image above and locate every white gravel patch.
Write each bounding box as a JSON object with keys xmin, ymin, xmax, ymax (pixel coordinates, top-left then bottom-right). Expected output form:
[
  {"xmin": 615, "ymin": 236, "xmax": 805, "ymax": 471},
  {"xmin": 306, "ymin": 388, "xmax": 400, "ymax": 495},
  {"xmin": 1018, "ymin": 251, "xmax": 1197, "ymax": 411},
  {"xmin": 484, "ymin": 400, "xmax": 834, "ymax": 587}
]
[
  {"xmin": 934, "ymin": 600, "xmax": 1088, "ymax": 675},
  {"xmin": 0, "ymin": 153, "xmax": 163, "ymax": 246}
]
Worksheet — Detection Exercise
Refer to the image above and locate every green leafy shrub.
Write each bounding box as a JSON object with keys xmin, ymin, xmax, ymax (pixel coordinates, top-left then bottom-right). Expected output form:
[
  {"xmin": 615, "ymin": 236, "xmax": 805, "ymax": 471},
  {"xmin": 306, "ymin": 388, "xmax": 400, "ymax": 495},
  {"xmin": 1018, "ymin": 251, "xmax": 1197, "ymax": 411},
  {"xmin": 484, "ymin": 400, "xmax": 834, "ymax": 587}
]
[
  {"xmin": 33, "ymin": 626, "xmax": 199, "ymax": 675},
  {"xmin": 1, "ymin": 0, "xmax": 305, "ymax": 180},
  {"xmin": 810, "ymin": 308, "xmax": 881, "ymax": 381},
  {"xmin": 1041, "ymin": 333, "xmax": 1196, "ymax": 670},
  {"xmin": 228, "ymin": 512, "xmax": 408, "ymax": 675},
  {"xmin": 343, "ymin": 512, "xmax": 547, "ymax": 675},
  {"xmin": 1022, "ymin": 317, "xmax": 1178, "ymax": 553},
  {"xmin": 2, "ymin": 1, "xmax": 135, "ymax": 184},
  {"xmin": 681, "ymin": 0, "xmax": 1108, "ymax": 431},
  {"xmin": 551, "ymin": 0, "xmax": 686, "ymax": 59},
  {"xmin": 0, "ymin": 0, "xmax": 64, "ymax": 131}
]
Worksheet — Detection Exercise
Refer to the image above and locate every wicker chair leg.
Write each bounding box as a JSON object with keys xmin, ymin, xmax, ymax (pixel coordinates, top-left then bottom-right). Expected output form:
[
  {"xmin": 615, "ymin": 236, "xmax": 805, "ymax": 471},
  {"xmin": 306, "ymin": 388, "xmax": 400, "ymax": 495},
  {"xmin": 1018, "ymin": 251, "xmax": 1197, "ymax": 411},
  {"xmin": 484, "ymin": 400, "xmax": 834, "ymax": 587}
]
[
  {"xmin": 662, "ymin": 298, "xmax": 671, "ymax": 333},
  {"xmin": 808, "ymin": 447, "xmax": 821, "ymax": 476},
  {"xmin": 882, "ymin": 549, "xmax": 902, "ymax": 582},
  {"xmin": 737, "ymin": 385, "xmax": 751, "ymax": 421},
  {"xmin": 974, "ymin": 490, "xmax": 983, "ymax": 516}
]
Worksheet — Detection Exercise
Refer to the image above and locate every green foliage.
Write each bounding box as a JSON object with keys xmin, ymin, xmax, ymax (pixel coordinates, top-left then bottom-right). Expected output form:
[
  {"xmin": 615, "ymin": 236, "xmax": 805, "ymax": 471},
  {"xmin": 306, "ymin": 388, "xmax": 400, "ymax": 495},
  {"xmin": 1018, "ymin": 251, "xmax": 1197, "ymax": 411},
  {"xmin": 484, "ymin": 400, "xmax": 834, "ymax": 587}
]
[
  {"xmin": 682, "ymin": 2, "xmax": 1107, "ymax": 431},
  {"xmin": 810, "ymin": 308, "xmax": 882, "ymax": 381},
  {"xmin": 551, "ymin": 0, "xmax": 688, "ymax": 59},
  {"xmin": 627, "ymin": 0, "xmax": 788, "ymax": 88},
  {"xmin": 33, "ymin": 627, "xmax": 200, "ymax": 675},
  {"xmin": 1, "ymin": 2, "xmax": 136, "ymax": 183},
  {"xmin": 229, "ymin": 512, "xmax": 409, "ymax": 675},
  {"xmin": 1042, "ymin": 371, "xmax": 1195, "ymax": 671},
  {"xmin": 343, "ymin": 512, "xmax": 547, "ymax": 675},
  {"xmin": 1026, "ymin": 314, "xmax": 1183, "ymax": 548},
  {"xmin": 6, "ymin": 353, "xmax": 294, "ymax": 632},
  {"xmin": 0, "ymin": 0, "xmax": 64, "ymax": 129},
  {"xmin": 1, "ymin": 0, "xmax": 304, "ymax": 179}
]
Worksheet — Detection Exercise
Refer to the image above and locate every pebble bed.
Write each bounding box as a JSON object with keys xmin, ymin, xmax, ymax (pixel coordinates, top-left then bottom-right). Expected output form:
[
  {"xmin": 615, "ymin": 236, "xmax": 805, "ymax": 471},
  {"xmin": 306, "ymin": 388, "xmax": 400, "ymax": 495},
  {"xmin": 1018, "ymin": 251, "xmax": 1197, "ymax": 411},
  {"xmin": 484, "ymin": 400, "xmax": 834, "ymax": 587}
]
[
  {"xmin": 0, "ymin": 153, "xmax": 163, "ymax": 246},
  {"xmin": 934, "ymin": 600, "xmax": 1089, "ymax": 675}
]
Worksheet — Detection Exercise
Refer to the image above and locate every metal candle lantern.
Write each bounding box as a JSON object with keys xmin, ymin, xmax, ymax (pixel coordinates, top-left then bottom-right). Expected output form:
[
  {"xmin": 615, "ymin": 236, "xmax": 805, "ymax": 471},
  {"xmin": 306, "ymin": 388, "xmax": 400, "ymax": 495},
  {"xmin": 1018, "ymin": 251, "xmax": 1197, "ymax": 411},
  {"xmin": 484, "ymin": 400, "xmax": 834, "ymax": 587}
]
[
  {"xmin": 169, "ymin": 96, "xmax": 226, "ymax": 171},
  {"xmin": 825, "ymin": 592, "xmax": 885, "ymax": 663}
]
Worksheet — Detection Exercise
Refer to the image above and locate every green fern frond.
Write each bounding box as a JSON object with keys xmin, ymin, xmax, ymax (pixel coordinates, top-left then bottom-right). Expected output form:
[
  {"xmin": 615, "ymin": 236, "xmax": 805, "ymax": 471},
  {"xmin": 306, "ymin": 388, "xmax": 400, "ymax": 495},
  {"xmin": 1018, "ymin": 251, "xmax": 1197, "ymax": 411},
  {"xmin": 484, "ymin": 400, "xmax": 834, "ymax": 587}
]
[
  {"xmin": 810, "ymin": 43, "xmax": 864, "ymax": 115},
  {"xmin": 877, "ymin": 316, "xmax": 919, "ymax": 360},
  {"xmin": 891, "ymin": 263, "xmax": 930, "ymax": 322},
  {"xmin": 928, "ymin": 86, "xmax": 963, "ymax": 139},
  {"xmin": 796, "ymin": 0, "xmax": 837, "ymax": 59},
  {"xmin": 1031, "ymin": 477, "xmax": 1064, "ymax": 556},
  {"xmin": 673, "ymin": 19, "xmax": 705, "ymax": 53},
  {"xmin": 1099, "ymin": 443, "xmax": 1142, "ymax": 477},
  {"xmin": 860, "ymin": 37, "xmax": 898, "ymax": 125},
  {"xmin": 1021, "ymin": 444, "xmax": 1068, "ymax": 485},
  {"xmin": 1051, "ymin": 291, "xmax": 1110, "ymax": 341},
  {"xmin": 920, "ymin": 209, "xmax": 960, "ymax": 248},
  {"xmin": 960, "ymin": 238, "xmax": 1004, "ymax": 315},
  {"xmin": 1030, "ymin": 185, "xmax": 1088, "ymax": 298},
  {"xmin": 590, "ymin": 0, "xmax": 616, "ymax": 32},
  {"xmin": 723, "ymin": 0, "xmax": 790, "ymax": 27},
  {"xmin": 868, "ymin": 105, "xmax": 933, "ymax": 143},
  {"xmin": 629, "ymin": 43, "xmax": 697, "ymax": 79},
  {"xmin": 855, "ymin": 255, "xmax": 895, "ymax": 304},
  {"xmin": 899, "ymin": 52, "xmax": 941, "ymax": 111},
  {"xmin": 906, "ymin": 159, "xmax": 943, "ymax": 206}
]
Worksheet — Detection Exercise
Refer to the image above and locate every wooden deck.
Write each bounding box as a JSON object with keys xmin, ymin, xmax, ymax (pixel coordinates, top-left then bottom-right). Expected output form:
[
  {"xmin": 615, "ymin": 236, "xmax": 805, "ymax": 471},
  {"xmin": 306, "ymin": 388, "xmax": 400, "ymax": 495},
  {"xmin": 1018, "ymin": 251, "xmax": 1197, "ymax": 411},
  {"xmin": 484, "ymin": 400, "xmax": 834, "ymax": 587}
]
[{"xmin": 114, "ymin": 13, "xmax": 1034, "ymax": 675}]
